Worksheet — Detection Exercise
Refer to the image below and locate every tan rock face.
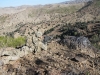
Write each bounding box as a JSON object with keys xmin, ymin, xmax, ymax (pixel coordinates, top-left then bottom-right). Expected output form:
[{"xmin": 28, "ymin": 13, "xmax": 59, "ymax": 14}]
[
  {"xmin": 26, "ymin": 36, "xmax": 33, "ymax": 47},
  {"xmin": 13, "ymin": 32, "xmax": 21, "ymax": 38}
]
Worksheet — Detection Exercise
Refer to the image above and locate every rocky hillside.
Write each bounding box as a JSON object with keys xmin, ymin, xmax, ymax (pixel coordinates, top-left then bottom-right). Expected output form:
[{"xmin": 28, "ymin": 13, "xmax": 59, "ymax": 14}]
[
  {"xmin": 0, "ymin": 0, "xmax": 99, "ymax": 35},
  {"xmin": 0, "ymin": 1, "xmax": 85, "ymax": 35},
  {"xmin": 0, "ymin": 0, "xmax": 100, "ymax": 75}
]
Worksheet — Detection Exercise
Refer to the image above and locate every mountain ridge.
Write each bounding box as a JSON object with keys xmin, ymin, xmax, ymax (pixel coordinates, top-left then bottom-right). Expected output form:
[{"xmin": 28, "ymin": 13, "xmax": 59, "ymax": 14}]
[{"xmin": 60, "ymin": 0, "xmax": 92, "ymax": 4}]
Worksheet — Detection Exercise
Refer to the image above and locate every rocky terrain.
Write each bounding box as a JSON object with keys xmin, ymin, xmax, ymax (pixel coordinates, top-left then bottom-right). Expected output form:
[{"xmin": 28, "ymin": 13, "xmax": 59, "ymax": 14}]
[{"xmin": 0, "ymin": 0, "xmax": 100, "ymax": 75}]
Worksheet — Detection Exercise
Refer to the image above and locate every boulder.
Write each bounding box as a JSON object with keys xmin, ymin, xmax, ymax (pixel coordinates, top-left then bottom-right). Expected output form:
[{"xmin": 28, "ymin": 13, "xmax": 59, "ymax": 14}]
[
  {"xmin": 62, "ymin": 36, "xmax": 96, "ymax": 58},
  {"xmin": 32, "ymin": 36, "xmax": 39, "ymax": 45},
  {"xmin": 76, "ymin": 36, "xmax": 91, "ymax": 50},
  {"xmin": 38, "ymin": 41, "xmax": 47, "ymax": 50},
  {"xmin": 13, "ymin": 32, "xmax": 21, "ymax": 38},
  {"xmin": 1, "ymin": 55, "xmax": 20, "ymax": 64},
  {"xmin": 43, "ymin": 35, "xmax": 53, "ymax": 44},
  {"xmin": 21, "ymin": 46, "xmax": 30, "ymax": 51},
  {"xmin": 0, "ymin": 60, "xmax": 4, "ymax": 66},
  {"xmin": 26, "ymin": 36, "xmax": 33, "ymax": 47},
  {"xmin": 35, "ymin": 31, "xmax": 43, "ymax": 38},
  {"xmin": 63, "ymin": 36, "xmax": 91, "ymax": 50},
  {"xmin": 63, "ymin": 36, "xmax": 77, "ymax": 49},
  {"xmin": 1, "ymin": 49, "xmax": 19, "ymax": 56},
  {"xmin": 21, "ymin": 46, "xmax": 33, "ymax": 55},
  {"xmin": 32, "ymin": 35, "xmax": 47, "ymax": 52}
]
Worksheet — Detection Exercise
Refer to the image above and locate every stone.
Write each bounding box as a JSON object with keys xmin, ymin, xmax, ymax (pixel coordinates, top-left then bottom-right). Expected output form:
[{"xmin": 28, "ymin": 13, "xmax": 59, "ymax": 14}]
[
  {"xmin": 48, "ymin": 66, "xmax": 51, "ymax": 69},
  {"xmin": 13, "ymin": 32, "xmax": 21, "ymax": 38},
  {"xmin": 29, "ymin": 47, "xmax": 34, "ymax": 52},
  {"xmin": 74, "ymin": 56, "xmax": 88, "ymax": 63},
  {"xmin": 0, "ymin": 60, "xmax": 4, "ymax": 66},
  {"xmin": 20, "ymin": 46, "xmax": 35, "ymax": 56},
  {"xmin": 32, "ymin": 36, "xmax": 39, "ymax": 45},
  {"xmin": 63, "ymin": 36, "xmax": 77, "ymax": 49},
  {"xmin": 32, "ymin": 35, "xmax": 47, "ymax": 52},
  {"xmin": 12, "ymin": 72, "xmax": 16, "ymax": 75},
  {"xmin": 1, "ymin": 46, "xmax": 32, "ymax": 65},
  {"xmin": 2, "ymin": 49, "xmax": 19, "ymax": 56},
  {"xmin": 0, "ymin": 49, "xmax": 4, "ymax": 56},
  {"xmin": 62, "ymin": 36, "xmax": 96, "ymax": 58},
  {"xmin": 81, "ymin": 49, "xmax": 96, "ymax": 58},
  {"xmin": 38, "ymin": 42, "xmax": 47, "ymax": 50},
  {"xmin": 26, "ymin": 36, "xmax": 33, "ymax": 47},
  {"xmin": 43, "ymin": 35, "xmax": 53, "ymax": 44},
  {"xmin": 63, "ymin": 36, "xmax": 91, "ymax": 50},
  {"xmin": 8, "ymin": 55, "xmax": 19, "ymax": 61},
  {"xmin": 76, "ymin": 36, "xmax": 91, "ymax": 50},
  {"xmin": 35, "ymin": 31, "xmax": 43, "ymax": 38},
  {"xmin": 1, "ymin": 56, "xmax": 19, "ymax": 64}
]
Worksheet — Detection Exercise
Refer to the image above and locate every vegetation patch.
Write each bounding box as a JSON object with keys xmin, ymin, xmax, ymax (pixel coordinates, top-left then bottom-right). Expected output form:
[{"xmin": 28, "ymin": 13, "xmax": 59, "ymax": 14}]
[
  {"xmin": 44, "ymin": 28, "xmax": 54, "ymax": 35},
  {"xmin": 46, "ymin": 6, "xmax": 79, "ymax": 14},
  {"xmin": 0, "ymin": 16, "xmax": 7, "ymax": 23},
  {"xmin": 59, "ymin": 22, "xmax": 87, "ymax": 38},
  {"xmin": 58, "ymin": 21, "xmax": 100, "ymax": 49},
  {"xmin": 90, "ymin": 35, "xmax": 100, "ymax": 49},
  {"xmin": 0, "ymin": 36, "xmax": 26, "ymax": 48},
  {"xmin": 94, "ymin": 0, "xmax": 100, "ymax": 7}
]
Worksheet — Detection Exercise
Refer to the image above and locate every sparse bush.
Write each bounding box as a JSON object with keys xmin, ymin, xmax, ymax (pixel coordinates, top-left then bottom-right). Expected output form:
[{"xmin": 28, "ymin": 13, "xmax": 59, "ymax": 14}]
[
  {"xmin": 59, "ymin": 23, "xmax": 84, "ymax": 37},
  {"xmin": 59, "ymin": 21, "xmax": 100, "ymax": 50},
  {"xmin": 90, "ymin": 35, "xmax": 100, "ymax": 43},
  {"xmin": 0, "ymin": 36, "xmax": 26, "ymax": 48},
  {"xmin": 0, "ymin": 16, "xmax": 7, "ymax": 23},
  {"xmin": 44, "ymin": 28, "xmax": 54, "ymax": 35},
  {"xmin": 74, "ymin": 22, "xmax": 87, "ymax": 30},
  {"xmin": 94, "ymin": 0, "xmax": 100, "ymax": 7},
  {"xmin": 93, "ymin": 43, "xmax": 100, "ymax": 50},
  {"xmin": 89, "ymin": 35, "xmax": 100, "ymax": 49}
]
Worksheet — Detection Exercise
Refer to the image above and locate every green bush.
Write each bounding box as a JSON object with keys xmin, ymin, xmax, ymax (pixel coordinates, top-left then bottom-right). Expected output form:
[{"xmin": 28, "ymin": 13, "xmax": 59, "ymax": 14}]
[
  {"xmin": 0, "ymin": 36, "xmax": 26, "ymax": 48},
  {"xmin": 90, "ymin": 35, "xmax": 100, "ymax": 43},
  {"xmin": 44, "ymin": 28, "xmax": 54, "ymax": 35},
  {"xmin": 94, "ymin": 0, "xmax": 100, "ymax": 7},
  {"xmin": 93, "ymin": 43, "xmax": 100, "ymax": 50},
  {"xmin": 74, "ymin": 22, "xmax": 87, "ymax": 30}
]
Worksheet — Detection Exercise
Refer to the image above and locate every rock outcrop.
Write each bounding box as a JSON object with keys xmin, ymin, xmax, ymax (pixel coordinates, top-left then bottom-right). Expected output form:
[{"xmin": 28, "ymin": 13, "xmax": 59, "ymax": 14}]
[
  {"xmin": 43, "ymin": 35, "xmax": 54, "ymax": 44},
  {"xmin": 0, "ymin": 30, "xmax": 47, "ymax": 64},
  {"xmin": 62, "ymin": 36, "xmax": 97, "ymax": 58}
]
